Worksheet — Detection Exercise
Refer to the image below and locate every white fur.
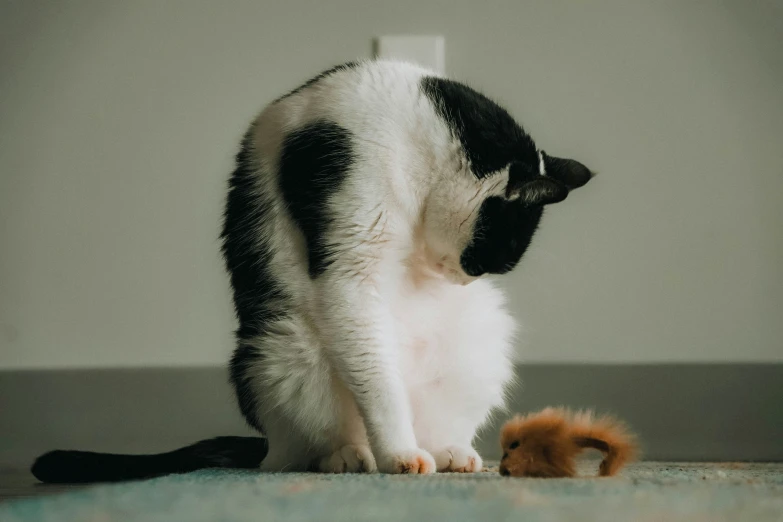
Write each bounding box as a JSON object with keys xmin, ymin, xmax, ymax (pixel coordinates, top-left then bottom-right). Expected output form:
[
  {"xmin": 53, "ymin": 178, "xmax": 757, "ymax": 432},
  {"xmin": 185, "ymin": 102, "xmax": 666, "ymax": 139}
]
[{"xmin": 241, "ymin": 61, "xmax": 517, "ymax": 474}]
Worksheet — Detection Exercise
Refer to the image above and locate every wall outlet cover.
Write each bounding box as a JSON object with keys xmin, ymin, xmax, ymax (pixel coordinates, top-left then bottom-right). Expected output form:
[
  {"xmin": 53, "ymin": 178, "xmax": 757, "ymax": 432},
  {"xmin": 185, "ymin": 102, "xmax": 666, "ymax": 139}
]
[{"xmin": 373, "ymin": 35, "xmax": 445, "ymax": 74}]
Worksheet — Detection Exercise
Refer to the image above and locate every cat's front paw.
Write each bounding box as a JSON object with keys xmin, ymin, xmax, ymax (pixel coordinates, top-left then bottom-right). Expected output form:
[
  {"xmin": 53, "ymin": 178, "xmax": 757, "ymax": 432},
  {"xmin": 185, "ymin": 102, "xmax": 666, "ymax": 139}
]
[
  {"xmin": 431, "ymin": 446, "xmax": 482, "ymax": 473},
  {"xmin": 377, "ymin": 448, "xmax": 436, "ymax": 475},
  {"xmin": 318, "ymin": 444, "xmax": 377, "ymax": 473}
]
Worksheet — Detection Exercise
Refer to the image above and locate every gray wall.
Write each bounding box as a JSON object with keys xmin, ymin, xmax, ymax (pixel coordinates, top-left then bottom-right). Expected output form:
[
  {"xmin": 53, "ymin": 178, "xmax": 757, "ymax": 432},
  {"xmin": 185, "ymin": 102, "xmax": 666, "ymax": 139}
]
[{"xmin": 2, "ymin": 0, "xmax": 782, "ymax": 368}]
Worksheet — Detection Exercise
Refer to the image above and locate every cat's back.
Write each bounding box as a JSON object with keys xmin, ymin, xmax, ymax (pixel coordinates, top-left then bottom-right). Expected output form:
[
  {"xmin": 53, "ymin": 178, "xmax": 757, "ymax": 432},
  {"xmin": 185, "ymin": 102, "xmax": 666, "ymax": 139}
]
[
  {"xmin": 280, "ymin": 60, "xmax": 434, "ymax": 121},
  {"xmin": 253, "ymin": 60, "xmax": 442, "ymax": 160}
]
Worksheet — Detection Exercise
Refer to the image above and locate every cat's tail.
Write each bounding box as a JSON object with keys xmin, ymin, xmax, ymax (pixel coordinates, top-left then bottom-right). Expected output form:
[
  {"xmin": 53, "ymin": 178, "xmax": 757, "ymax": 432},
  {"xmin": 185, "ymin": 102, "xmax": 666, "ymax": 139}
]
[{"xmin": 30, "ymin": 436, "xmax": 268, "ymax": 483}]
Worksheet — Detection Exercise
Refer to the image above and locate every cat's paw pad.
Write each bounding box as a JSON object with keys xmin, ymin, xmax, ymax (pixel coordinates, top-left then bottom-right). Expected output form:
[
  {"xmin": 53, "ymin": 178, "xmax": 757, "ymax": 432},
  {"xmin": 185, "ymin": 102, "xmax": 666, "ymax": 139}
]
[
  {"xmin": 318, "ymin": 444, "xmax": 377, "ymax": 473},
  {"xmin": 378, "ymin": 448, "xmax": 436, "ymax": 475},
  {"xmin": 432, "ymin": 446, "xmax": 482, "ymax": 473}
]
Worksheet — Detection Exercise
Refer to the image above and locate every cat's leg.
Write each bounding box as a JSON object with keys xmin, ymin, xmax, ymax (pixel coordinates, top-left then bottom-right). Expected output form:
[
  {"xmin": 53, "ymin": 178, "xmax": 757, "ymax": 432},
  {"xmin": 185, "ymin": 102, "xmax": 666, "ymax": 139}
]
[
  {"xmin": 410, "ymin": 282, "xmax": 517, "ymax": 473},
  {"xmin": 257, "ymin": 413, "xmax": 316, "ymax": 472},
  {"xmin": 234, "ymin": 314, "xmax": 377, "ymax": 473},
  {"xmin": 232, "ymin": 316, "xmax": 341, "ymax": 472},
  {"xmin": 257, "ymin": 412, "xmax": 371, "ymax": 474},
  {"xmin": 412, "ymin": 392, "xmax": 487, "ymax": 473},
  {"xmin": 316, "ymin": 375, "xmax": 376, "ymax": 473},
  {"xmin": 318, "ymin": 257, "xmax": 436, "ymax": 475},
  {"xmin": 260, "ymin": 381, "xmax": 376, "ymax": 474}
]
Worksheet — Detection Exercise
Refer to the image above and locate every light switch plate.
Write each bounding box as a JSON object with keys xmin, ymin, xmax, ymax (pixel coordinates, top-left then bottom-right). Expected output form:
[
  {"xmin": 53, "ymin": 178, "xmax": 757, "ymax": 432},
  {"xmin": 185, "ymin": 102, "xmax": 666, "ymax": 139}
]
[{"xmin": 373, "ymin": 35, "xmax": 445, "ymax": 74}]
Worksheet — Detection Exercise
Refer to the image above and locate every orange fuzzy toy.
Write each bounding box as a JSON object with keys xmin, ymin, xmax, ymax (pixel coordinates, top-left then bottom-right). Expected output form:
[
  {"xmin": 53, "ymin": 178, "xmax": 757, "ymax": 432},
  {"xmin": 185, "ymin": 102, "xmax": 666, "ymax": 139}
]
[{"xmin": 498, "ymin": 407, "xmax": 638, "ymax": 478}]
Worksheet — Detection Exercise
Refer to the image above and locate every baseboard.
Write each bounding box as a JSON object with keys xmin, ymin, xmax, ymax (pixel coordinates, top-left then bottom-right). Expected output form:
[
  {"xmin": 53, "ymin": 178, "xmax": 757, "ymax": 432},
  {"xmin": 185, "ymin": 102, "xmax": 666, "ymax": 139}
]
[{"xmin": 1, "ymin": 364, "xmax": 781, "ymax": 470}]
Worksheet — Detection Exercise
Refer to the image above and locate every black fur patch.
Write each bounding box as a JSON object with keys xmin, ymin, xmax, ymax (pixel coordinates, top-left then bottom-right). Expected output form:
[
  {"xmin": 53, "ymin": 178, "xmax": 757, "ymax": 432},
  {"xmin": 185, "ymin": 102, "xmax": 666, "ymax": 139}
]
[
  {"xmin": 460, "ymin": 196, "xmax": 543, "ymax": 277},
  {"xmin": 276, "ymin": 62, "xmax": 359, "ymax": 102},
  {"xmin": 278, "ymin": 121, "xmax": 355, "ymax": 278},
  {"xmin": 221, "ymin": 131, "xmax": 288, "ymax": 430},
  {"xmin": 421, "ymin": 77, "xmax": 539, "ymax": 178}
]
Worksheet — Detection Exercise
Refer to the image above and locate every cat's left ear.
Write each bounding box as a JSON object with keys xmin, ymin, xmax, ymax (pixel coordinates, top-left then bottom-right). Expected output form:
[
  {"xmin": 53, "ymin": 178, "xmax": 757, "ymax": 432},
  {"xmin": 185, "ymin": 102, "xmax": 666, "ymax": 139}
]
[
  {"xmin": 508, "ymin": 178, "xmax": 569, "ymax": 206},
  {"xmin": 542, "ymin": 153, "xmax": 594, "ymax": 189}
]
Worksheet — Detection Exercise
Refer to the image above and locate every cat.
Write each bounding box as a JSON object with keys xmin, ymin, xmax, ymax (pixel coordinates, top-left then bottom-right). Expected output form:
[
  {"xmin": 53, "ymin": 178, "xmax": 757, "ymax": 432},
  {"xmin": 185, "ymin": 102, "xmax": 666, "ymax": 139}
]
[{"xmin": 31, "ymin": 59, "xmax": 592, "ymax": 482}]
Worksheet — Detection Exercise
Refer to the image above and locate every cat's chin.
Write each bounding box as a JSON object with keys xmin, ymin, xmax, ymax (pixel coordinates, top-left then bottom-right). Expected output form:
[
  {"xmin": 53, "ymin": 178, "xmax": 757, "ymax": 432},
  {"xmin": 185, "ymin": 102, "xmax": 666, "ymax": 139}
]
[
  {"xmin": 440, "ymin": 266, "xmax": 479, "ymax": 286},
  {"xmin": 411, "ymin": 252, "xmax": 477, "ymax": 286}
]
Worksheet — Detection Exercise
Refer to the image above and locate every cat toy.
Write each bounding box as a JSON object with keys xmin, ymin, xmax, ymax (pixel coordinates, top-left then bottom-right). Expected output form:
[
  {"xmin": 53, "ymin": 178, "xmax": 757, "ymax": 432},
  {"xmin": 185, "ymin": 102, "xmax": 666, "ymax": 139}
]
[{"xmin": 498, "ymin": 407, "xmax": 638, "ymax": 478}]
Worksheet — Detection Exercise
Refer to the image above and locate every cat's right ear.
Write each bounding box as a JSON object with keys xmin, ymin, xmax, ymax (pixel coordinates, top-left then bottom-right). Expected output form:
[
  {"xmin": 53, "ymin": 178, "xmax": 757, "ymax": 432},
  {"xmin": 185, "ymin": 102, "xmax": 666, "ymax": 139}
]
[{"xmin": 542, "ymin": 153, "xmax": 594, "ymax": 189}]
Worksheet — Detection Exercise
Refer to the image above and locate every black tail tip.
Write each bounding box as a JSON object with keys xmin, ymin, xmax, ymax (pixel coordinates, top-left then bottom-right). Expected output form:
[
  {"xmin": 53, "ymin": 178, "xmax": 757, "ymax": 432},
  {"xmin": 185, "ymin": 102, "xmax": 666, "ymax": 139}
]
[{"xmin": 31, "ymin": 450, "xmax": 68, "ymax": 483}]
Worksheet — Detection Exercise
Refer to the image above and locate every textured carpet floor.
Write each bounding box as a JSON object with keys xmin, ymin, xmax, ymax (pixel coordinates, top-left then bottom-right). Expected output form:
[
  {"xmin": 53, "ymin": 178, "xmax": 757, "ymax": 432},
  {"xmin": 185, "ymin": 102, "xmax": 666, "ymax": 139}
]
[{"xmin": 1, "ymin": 462, "xmax": 781, "ymax": 521}]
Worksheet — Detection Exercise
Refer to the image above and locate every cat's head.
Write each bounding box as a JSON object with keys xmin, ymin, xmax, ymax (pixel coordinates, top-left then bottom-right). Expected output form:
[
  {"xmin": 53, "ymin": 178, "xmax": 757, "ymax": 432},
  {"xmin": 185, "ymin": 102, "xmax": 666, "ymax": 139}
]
[
  {"xmin": 420, "ymin": 76, "xmax": 594, "ymax": 283},
  {"xmin": 421, "ymin": 151, "xmax": 592, "ymax": 285},
  {"xmin": 459, "ymin": 152, "xmax": 593, "ymax": 278}
]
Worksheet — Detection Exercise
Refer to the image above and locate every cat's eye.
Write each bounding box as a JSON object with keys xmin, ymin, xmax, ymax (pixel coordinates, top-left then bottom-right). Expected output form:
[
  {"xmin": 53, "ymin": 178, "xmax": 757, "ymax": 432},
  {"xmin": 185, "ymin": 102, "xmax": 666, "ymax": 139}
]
[{"xmin": 509, "ymin": 441, "xmax": 520, "ymax": 450}]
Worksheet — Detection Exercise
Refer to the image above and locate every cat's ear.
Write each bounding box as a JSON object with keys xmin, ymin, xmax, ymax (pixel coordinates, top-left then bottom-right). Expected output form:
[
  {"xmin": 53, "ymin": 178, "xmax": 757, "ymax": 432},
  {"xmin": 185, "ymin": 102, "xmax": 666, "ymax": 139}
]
[
  {"xmin": 512, "ymin": 178, "xmax": 569, "ymax": 206},
  {"xmin": 542, "ymin": 153, "xmax": 594, "ymax": 189}
]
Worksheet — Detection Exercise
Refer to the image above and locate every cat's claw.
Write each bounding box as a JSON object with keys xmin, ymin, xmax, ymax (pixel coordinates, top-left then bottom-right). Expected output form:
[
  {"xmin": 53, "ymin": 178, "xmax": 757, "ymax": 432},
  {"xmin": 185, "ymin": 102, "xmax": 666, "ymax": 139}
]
[
  {"xmin": 377, "ymin": 448, "xmax": 436, "ymax": 475},
  {"xmin": 431, "ymin": 446, "xmax": 482, "ymax": 473},
  {"xmin": 318, "ymin": 444, "xmax": 377, "ymax": 473}
]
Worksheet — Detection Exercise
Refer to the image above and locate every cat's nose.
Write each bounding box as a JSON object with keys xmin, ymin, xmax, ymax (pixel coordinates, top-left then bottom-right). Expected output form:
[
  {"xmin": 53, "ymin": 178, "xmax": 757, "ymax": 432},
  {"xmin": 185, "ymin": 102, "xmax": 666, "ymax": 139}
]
[{"xmin": 499, "ymin": 465, "xmax": 510, "ymax": 477}]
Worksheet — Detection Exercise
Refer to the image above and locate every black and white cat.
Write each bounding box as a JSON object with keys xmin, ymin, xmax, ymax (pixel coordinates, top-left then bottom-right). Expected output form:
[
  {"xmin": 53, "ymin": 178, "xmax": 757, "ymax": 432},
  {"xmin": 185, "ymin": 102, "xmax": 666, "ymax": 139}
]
[{"xmin": 31, "ymin": 60, "xmax": 592, "ymax": 482}]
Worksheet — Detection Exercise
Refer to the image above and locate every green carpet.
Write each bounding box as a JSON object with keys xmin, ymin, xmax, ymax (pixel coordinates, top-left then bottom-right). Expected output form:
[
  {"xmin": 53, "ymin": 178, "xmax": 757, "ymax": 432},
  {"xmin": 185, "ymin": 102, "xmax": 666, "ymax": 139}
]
[{"xmin": 2, "ymin": 463, "xmax": 782, "ymax": 521}]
